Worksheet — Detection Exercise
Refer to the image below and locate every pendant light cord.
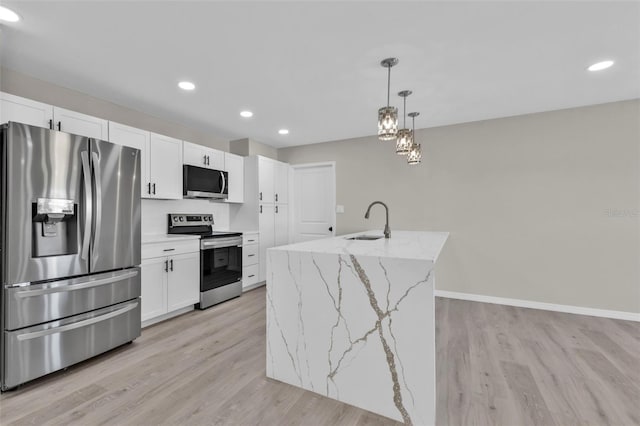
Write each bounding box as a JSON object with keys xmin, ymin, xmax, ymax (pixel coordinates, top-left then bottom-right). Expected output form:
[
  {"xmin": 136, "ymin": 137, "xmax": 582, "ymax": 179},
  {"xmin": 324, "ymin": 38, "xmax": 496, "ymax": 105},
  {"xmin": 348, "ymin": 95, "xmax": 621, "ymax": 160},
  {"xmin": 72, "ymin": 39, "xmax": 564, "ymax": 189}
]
[
  {"xmin": 386, "ymin": 66, "xmax": 391, "ymax": 107},
  {"xmin": 403, "ymin": 96, "xmax": 407, "ymax": 128}
]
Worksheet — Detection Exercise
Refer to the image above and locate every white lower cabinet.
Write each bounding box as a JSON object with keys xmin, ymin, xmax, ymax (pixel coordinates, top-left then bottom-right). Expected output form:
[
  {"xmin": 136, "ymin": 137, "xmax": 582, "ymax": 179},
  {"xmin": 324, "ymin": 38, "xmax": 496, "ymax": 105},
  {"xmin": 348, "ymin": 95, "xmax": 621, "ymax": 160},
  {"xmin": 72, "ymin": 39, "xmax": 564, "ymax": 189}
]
[
  {"xmin": 141, "ymin": 239, "xmax": 200, "ymax": 324},
  {"xmin": 242, "ymin": 232, "xmax": 260, "ymax": 290}
]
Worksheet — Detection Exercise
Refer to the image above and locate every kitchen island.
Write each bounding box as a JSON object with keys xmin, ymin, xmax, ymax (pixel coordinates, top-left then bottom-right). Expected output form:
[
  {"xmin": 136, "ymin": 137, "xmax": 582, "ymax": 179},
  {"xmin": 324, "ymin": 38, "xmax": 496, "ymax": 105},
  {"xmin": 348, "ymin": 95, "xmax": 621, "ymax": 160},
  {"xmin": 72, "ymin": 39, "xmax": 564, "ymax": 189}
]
[{"xmin": 266, "ymin": 230, "xmax": 448, "ymax": 425}]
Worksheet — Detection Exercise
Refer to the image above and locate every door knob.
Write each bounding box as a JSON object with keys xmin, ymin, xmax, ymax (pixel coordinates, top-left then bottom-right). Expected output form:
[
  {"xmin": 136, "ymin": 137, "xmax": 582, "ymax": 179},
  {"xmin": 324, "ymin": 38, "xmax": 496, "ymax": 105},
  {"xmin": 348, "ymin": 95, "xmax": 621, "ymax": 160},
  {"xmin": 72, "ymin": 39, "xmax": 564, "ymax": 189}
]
[{"xmin": 329, "ymin": 226, "xmax": 333, "ymax": 232}]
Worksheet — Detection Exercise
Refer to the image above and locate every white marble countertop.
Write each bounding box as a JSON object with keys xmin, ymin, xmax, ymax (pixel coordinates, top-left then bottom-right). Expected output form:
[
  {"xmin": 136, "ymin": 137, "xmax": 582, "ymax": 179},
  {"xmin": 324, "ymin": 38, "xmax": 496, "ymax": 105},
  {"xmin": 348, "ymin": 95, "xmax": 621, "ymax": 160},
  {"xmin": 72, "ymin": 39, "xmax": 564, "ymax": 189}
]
[
  {"xmin": 270, "ymin": 230, "xmax": 449, "ymax": 262},
  {"xmin": 141, "ymin": 234, "xmax": 201, "ymax": 244}
]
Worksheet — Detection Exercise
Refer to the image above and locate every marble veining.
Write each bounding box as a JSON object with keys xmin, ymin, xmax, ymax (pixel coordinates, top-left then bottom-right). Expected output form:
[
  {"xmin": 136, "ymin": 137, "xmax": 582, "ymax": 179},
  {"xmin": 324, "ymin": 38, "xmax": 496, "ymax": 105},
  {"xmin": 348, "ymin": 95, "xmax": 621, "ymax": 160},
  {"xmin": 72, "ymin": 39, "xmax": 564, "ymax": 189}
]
[{"xmin": 267, "ymin": 232, "xmax": 447, "ymax": 425}]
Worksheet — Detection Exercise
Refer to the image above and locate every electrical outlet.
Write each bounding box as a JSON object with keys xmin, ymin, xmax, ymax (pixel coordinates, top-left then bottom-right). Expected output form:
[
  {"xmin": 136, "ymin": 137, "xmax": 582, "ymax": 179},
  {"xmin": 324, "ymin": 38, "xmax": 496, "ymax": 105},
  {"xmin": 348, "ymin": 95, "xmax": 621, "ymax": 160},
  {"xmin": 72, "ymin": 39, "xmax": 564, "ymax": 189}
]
[{"xmin": 336, "ymin": 205, "xmax": 345, "ymax": 214}]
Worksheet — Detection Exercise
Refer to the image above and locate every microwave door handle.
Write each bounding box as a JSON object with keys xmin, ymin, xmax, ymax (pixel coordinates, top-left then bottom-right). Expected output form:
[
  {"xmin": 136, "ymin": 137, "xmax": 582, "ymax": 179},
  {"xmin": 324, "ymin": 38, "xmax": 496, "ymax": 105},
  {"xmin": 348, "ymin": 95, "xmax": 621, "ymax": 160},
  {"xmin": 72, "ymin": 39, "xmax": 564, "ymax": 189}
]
[
  {"xmin": 91, "ymin": 151, "xmax": 102, "ymax": 255},
  {"xmin": 80, "ymin": 151, "xmax": 92, "ymax": 260},
  {"xmin": 221, "ymin": 172, "xmax": 227, "ymax": 194}
]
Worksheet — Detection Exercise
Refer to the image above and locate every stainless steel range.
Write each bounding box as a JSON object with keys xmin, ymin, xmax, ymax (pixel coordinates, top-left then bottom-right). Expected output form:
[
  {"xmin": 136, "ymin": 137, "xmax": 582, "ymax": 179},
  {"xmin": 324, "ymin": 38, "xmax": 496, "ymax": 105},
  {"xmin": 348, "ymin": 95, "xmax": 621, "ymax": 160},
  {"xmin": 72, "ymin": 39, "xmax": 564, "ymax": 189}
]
[
  {"xmin": 168, "ymin": 214, "xmax": 242, "ymax": 309},
  {"xmin": 0, "ymin": 122, "xmax": 141, "ymax": 391}
]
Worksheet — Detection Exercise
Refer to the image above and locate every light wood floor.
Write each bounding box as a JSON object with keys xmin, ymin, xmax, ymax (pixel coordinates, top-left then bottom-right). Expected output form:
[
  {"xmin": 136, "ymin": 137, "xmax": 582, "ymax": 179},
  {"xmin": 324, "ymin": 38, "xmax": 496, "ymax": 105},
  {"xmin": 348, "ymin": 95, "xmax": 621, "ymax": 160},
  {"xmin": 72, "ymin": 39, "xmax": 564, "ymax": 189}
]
[{"xmin": 1, "ymin": 286, "xmax": 638, "ymax": 425}]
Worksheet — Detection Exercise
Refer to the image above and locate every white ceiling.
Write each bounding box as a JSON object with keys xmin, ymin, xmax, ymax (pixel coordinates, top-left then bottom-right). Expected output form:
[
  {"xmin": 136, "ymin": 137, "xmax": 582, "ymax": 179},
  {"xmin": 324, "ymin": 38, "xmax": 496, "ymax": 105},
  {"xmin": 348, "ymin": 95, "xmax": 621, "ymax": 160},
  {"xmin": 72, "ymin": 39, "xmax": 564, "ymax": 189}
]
[{"xmin": 2, "ymin": 1, "xmax": 639, "ymax": 148}]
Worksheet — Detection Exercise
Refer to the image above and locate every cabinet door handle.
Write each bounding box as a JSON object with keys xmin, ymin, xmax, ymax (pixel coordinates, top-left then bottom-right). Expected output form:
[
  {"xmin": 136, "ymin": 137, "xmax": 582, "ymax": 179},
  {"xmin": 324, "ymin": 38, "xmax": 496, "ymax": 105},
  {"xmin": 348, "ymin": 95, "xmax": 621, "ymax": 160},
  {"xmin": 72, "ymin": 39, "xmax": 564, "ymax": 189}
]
[
  {"xmin": 259, "ymin": 192, "xmax": 262, "ymax": 201},
  {"xmin": 163, "ymin": 248, "xmax": 175, "ymax": 252},
  {"xmin": 275, "ymin": 206, "xmax": 278, "ymax": 214},
  {"xmin": 57, "ymin": 121, "xmax": 61, "ymax": 131},
  {"xmin": 48, "ymin": 119, "xmax": 54, "ymax": 130},
  {"xmin": 148, "ymin": 182, "xmax": 152, "ymax": 194},
  {"xmin": 248, "ymin": 254, "xmax": 255, "ymax": 257},
  {"xmin": 164, "ymin": 260, "xmax": 169, "ymax": 272},
  {"xmin": 169, "ymin": 259, "xmax": 174, "ymax": 271},
  {"xmin": 203, "ymin": 154, "xmax": 207, "ymax": 165},
  {"xmin": 152, "ymin": 183, "xmax": 156, "ymax": 195},
  {"xmin": 247, "ymin": 239, "xmax": 255, "ymax": 243},
  {"xmin": 248, "ymin": 274, "xmax": 255, "ymax": 278},
  {"xmin": 260, "ymin": 205, "xmax": 262, "ymax": 214},
  {"xmin": 275, "ymin": 193, "xmax": 278, "ymax": 202}
]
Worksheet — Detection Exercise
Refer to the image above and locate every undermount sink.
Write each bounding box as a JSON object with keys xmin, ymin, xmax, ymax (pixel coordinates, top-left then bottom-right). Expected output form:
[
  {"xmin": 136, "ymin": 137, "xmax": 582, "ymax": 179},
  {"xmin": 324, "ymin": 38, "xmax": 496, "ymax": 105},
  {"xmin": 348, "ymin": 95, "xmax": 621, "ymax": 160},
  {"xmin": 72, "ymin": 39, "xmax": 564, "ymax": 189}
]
[{"xmin": 345, "ymin": 235, "xmax": 384, "ymax": 241}]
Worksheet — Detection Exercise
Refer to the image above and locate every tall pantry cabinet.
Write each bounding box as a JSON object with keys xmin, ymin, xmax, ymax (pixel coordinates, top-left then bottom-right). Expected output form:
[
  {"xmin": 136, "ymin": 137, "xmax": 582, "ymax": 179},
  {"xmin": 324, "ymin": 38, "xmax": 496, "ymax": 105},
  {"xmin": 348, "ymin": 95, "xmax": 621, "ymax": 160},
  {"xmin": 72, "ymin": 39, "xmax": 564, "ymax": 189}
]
[{"xmin": 230, "ymin": 155, "xmax": 290, "ymax": 283}]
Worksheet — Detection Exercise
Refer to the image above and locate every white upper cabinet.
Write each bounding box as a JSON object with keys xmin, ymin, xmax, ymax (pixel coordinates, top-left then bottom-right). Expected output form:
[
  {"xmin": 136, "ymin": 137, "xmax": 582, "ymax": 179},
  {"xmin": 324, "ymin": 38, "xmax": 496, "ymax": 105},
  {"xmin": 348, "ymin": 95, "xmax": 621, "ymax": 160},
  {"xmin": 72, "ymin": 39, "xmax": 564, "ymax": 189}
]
[
  {"xmin": 183, "ymin": 141, "xmax": 224, "ymax": 170},
  {"xmin": 258, "ymin": 157, "xmax": 275, "ymax": 204},
  {"xmin": 224, "ymin": 152, "xmax": 244, "ymax": 203},
  {"xmin": 53, "ymin": 107, "xmax": 109, "ymax": 140},
  {"xmin": 149, "ymin": 133, "xmax": 183, "ymax": 200},
  {"xmin": 0, "ymin": 93, "xmax": 108, "ymax": 140},
  {"xmin": 0, "ymin": 92, "xmax": 53, "ymax": 128},
  {"xmin": 108, "ymin": 122, "xmax": 150, "ymax": 197},
  {"xmin": 274, "ymin": 161, "xmax": 289, "ymax": 204}
]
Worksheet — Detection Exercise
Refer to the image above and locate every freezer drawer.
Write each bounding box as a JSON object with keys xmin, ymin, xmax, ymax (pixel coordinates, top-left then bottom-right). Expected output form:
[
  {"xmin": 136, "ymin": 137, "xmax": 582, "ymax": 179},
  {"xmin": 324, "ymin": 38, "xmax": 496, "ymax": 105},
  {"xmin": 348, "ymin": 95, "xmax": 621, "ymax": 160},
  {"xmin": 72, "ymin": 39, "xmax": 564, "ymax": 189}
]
[
  {"xmin": 5, "ymin": 268, "xmax": 141, "ymax": 330},
  {"xmin": 3, "ymin": 299, "xmax": 140, "ymax": 390}
]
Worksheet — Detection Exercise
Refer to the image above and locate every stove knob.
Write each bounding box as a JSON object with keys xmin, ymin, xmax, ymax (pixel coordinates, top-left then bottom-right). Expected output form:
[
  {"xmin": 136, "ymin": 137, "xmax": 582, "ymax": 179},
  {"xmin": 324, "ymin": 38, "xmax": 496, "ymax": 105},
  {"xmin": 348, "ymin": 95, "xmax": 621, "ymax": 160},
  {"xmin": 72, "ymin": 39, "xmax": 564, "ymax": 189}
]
[
  {"xmin": 179, "ymin": 217, "xmax": 184, "ymax": 222},
  {"xmin": 173, "ymin": 217, "xmax": 178, "ymax": 222}
]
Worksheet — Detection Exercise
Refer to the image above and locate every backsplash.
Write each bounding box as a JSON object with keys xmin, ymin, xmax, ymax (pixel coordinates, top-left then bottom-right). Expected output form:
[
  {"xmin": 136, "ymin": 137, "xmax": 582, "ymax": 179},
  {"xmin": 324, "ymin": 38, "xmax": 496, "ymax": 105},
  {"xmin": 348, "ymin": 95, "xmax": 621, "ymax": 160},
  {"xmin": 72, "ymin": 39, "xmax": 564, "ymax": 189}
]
[{"xmin": 142, "ymin": 199, "xmax": 230, "ymax": 235}]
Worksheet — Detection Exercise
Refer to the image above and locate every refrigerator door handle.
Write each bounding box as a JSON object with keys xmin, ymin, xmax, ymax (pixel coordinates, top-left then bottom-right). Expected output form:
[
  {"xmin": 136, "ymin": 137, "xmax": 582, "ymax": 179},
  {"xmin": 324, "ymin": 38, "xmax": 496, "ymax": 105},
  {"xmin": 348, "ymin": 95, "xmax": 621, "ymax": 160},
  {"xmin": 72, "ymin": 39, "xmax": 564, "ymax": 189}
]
[
  {"xmin": 91, "ymin": 151, "xmax": 103, "ymax": 255},
  {"xmin": 15, "ymin": 301, "xmax": 139, "ymax": 341},
  {"xmin": 80, "ymin": 151, "xmax": 92, "ymax": 260},
  {"xmin": 14, "ymin": 269, "xmax": 139, "ymax": 298}
]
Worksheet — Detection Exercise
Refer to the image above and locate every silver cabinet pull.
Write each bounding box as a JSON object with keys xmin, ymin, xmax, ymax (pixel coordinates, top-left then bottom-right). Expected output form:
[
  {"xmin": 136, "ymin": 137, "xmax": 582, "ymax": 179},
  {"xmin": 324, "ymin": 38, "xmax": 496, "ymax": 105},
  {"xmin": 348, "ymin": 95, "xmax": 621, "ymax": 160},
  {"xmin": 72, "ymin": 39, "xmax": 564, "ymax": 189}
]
[
  {"xmin": 275, "ymin": 193, "xmax": 278, "ymax": 202},
  {"xmin": 164, "ymin": 260, "xmax": 169, "ymax": 272},
  {"xmin": 275, "ymin": 205, "xmax": 278, "ymax": 214},
  {"xmin": 169, "ymin": 259, "xmax": 174, "ymax": 271},
  {"xmin": 259, "ymin": 192, "xmax": 262, "ymax": 201},
  {"xmin": 248, "ymin": 254, "xmax": 255, "ymax": 257},
  {"xmin": 248, "ymin": 274, "xmax": 255, "ymax": 278},
  {"xmin": 152, "ymin": 183, "xmax": 156, "ymax": 195},
  {"xmin": 16, "ymin": 301, "xmax": 139, "ymax": 341},
  {"xmin": 15, "ymin": 269, "xmax": 139, "ymax": 298},
  {"xmin": 163, "ymin": 248, "xmax": 175, "ymax": 252}
]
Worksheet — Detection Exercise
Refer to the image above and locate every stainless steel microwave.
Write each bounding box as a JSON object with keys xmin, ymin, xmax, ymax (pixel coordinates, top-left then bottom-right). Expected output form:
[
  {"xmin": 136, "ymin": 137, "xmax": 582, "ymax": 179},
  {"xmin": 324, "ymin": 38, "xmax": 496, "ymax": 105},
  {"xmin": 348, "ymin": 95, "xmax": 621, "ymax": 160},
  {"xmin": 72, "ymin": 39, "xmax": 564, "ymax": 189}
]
[{"xmin": 183, "ymin": 165, "xmax": 228, "ymax": 199}]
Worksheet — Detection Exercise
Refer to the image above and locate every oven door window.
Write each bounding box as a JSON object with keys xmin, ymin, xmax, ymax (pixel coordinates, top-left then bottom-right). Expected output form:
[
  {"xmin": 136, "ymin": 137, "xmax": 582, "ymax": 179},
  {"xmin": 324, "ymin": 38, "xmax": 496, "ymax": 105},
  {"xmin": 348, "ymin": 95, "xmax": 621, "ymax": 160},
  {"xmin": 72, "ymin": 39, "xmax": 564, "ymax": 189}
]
[{"xmin": 201, "ymin": 246, "xmax": 242, "ymax": 291}]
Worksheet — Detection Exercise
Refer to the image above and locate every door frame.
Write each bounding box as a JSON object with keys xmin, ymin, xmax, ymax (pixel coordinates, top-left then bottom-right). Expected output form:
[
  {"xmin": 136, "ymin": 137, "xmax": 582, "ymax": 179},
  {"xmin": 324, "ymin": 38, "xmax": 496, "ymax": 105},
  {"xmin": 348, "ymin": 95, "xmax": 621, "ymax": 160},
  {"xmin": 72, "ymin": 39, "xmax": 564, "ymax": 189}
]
[{"xmin": 289, "ymin": 161, "xmax": 337, "ymax": 243}]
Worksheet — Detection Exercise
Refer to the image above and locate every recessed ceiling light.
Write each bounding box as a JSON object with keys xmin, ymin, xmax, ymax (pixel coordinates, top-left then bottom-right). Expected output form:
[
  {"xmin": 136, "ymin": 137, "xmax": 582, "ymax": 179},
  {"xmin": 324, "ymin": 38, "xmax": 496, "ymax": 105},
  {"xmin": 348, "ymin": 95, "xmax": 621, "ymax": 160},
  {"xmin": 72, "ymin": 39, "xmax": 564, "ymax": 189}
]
[
  {"xmin": 0, "ymin": 6, "xmax": 20, "ymax": 22},
  {"xmin": 240, "ymin": 111, "xmax": 253, "ymax": 118},
  {"xmin": 278, "ymin": 129, "xmax": 289, "ymax": 135},
  {"xmin": 178, "ymin": 81, "xmax": 195, "ymax": 91},
  {"xmin": 588, "ymin": 60, "xmax": 614, "ymax": 72}
]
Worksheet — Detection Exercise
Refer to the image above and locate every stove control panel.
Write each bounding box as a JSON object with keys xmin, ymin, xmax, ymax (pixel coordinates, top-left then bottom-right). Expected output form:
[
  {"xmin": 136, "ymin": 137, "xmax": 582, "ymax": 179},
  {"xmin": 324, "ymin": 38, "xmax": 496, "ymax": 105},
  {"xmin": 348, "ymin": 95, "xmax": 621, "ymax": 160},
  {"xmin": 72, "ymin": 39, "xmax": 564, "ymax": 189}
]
[{"xmin": 168, "ymin": 213, "xmax": 214, "ymax": 227}]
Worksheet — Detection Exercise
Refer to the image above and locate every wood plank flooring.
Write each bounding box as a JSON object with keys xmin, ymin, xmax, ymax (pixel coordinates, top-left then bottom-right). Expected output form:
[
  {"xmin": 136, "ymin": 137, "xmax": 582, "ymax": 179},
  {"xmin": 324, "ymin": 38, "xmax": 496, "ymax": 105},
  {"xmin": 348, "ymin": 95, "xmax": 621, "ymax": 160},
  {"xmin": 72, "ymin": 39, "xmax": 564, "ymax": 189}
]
[{"xmin": 1, "ymin": 287, "xmax": 638, "ymax": 425}]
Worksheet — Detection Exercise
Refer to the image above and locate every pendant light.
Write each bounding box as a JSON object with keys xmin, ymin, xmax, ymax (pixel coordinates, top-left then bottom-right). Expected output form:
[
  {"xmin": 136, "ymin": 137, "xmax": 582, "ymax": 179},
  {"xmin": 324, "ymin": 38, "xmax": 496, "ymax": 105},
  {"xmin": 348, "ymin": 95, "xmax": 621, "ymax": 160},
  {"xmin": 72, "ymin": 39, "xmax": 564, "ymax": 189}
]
[
  {"xmin": 407, "ymin": 112, "xmax": 422, "ymax": 165},
  {"xmin": 396, "ymin": 90, "xmax": 413, "ymax": 155},
  {"xmin": 378, "ymin": 58, "xmax": 399, "ymax": 141}
]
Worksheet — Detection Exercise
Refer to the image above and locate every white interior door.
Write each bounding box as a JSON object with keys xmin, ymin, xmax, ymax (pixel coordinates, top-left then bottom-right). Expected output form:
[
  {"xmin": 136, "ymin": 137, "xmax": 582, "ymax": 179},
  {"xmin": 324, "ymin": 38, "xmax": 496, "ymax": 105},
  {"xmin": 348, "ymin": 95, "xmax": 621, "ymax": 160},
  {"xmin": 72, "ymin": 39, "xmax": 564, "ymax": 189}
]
[{"xmin": 292, "ymin": 163, "xmax": 336, "ymax": 243}]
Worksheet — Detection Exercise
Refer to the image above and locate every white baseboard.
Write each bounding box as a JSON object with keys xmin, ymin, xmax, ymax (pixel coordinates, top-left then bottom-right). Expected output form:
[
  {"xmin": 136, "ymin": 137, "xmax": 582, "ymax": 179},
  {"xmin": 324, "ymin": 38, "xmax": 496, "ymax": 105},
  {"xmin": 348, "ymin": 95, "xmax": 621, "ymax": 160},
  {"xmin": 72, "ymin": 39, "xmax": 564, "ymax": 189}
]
[
  {"xmin": 434, "ymin": 290, "xmax": 640, "ymax": 322},
  {"xmin": 243, "ymin": 281, "xmax": 266, "ymax": 292},
  {"xmin": 142, "ymin": 305, "xmax": 194, "ymax": 328}
]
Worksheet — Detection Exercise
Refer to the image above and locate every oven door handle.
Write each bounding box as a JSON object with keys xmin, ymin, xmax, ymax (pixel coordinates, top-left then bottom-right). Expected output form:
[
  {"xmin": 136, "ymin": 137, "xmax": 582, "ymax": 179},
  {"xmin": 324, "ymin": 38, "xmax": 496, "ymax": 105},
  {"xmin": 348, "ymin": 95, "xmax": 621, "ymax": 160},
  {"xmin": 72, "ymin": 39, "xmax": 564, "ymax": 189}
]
[{"xmin": 201, "ymin": 240, "xmax": 243, "ymax": 249}]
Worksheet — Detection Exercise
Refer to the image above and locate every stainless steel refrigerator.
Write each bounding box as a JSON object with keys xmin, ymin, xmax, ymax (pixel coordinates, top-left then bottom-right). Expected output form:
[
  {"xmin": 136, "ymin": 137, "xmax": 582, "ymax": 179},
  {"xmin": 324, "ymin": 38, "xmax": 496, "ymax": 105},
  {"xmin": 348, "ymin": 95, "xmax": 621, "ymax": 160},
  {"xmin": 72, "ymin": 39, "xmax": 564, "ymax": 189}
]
[{"xmin": 0, "ymin": 122, "xmax": 142, "ymax": 390}]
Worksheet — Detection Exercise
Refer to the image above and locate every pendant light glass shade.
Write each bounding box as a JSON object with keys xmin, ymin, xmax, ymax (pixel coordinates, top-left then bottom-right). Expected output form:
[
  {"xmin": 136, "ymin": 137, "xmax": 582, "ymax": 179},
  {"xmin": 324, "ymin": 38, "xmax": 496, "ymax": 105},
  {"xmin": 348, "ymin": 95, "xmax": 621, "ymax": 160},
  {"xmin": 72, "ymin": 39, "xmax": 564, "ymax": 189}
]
[
  {"xmin": 396, "ymin": 128, "xmax": 413, "ymax": 154},
  {"xmin": 407, "ymin": 111, "xmax": 422, "ymax": 165},
  {"xmin": 407, "ymin": 143, "xmax": 422, "ymax": 165},
  {"xmin": 378, "ymin": 58, "xmax": 399, "ymax": 141},
  {"xmin": 378, "ymin": 106, "xmax": 398, "ymax": 140}
]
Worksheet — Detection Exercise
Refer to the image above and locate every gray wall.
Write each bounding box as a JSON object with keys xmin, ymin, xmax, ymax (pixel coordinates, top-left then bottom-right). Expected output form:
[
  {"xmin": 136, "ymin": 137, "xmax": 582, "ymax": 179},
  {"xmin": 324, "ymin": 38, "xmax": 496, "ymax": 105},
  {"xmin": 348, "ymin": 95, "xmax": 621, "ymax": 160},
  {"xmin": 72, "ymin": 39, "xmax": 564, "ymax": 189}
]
[
  {"xmin": 0, "ymin": 67, "xmax": 228, "ymax": 151},
  {"xmin": 279, "ymin": 100, "xmax": 640, "ymax": 314},
  {"xmin": 230, "ymin": 137, "xmax": 278, "ymax": 160}
]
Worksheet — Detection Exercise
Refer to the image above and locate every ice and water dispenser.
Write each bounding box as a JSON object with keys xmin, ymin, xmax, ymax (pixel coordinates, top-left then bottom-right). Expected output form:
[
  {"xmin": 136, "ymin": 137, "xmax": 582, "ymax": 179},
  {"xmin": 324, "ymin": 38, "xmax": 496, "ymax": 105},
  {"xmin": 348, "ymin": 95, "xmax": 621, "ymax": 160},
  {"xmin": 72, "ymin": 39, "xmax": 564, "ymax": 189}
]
[{"xmin": 31, "ymin": 198, "xmax": 78, "ymax": 257}]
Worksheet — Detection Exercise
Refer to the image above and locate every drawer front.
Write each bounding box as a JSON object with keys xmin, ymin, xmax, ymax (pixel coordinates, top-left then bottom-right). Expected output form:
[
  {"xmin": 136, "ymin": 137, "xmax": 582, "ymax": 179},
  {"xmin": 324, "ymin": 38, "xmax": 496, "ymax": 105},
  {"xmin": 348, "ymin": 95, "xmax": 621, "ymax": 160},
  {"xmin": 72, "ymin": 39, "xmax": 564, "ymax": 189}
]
[
  {"xmin": 4, "ymin": 299, "xmax": 141, "ymax": 390},
  {"xmin": 243, "ymin": 244, "xmax": 259, "ymax": 266},
  {"xmin": 243, "ymin": 233, "xmax": 259, "ymax": 246},
  {"xmin": 5, "ymin": 268, "xmax": 141, "ymax": 330},
  {"xmin": 142, "ymin": 240, "xmax": 199, "ymax": 260},
  {"xmin": 243, "ymin": 264, "xmax": 260, "ymax": 289}
]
